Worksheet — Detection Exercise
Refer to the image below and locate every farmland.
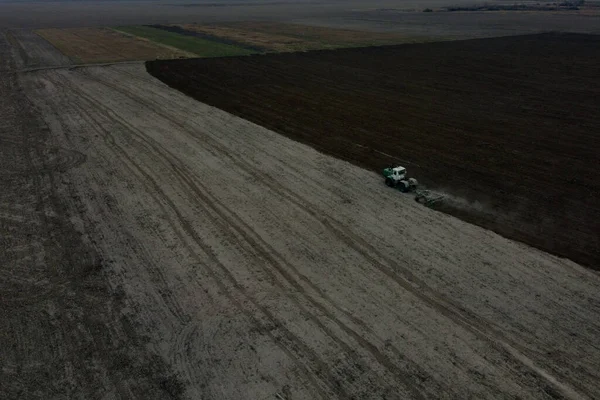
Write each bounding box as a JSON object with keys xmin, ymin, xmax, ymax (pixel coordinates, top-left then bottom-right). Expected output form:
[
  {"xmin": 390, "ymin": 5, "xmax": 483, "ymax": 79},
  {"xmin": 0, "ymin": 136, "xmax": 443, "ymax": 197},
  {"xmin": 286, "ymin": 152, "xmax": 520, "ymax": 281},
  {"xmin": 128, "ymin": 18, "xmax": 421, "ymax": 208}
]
[
  {"xmin": 34, "ymin": 25, "xmax": 258, "ymax": 64},
  {"xmin": 6, "ymin": 29, "xmax": 72, "ymax": 68},
  {"xmin": 147, "ymin": 32, "xmax": 600, "ymax": 269},
  {"xmin": 2, "ymin": 7, "xmax": 600, "ymax": 400},
  {"xmin": 33, "ymin": 22, "xmax": 434, "ymax": 64},
  {"xmin": 178, "ymin": 22, "xmax": 433, "ymax": 52},
  {"xmin": 5, "ymin": 55, "xmax": 600, "ymax": 400},
  {"xmin": 36, "ymin": 28, "xmax": 192, "ymax": 64},
  {"xmin": 115, "ymin": 25, "xmax": 257, "ymax": 58}
]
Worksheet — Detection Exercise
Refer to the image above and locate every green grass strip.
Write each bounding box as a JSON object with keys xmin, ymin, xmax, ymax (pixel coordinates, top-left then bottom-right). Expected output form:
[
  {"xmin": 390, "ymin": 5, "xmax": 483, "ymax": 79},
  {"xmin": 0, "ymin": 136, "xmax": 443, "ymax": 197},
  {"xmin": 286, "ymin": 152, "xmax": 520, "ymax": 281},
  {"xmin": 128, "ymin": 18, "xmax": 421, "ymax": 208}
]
[{"xmin": 114, "ymin": 25, "xmax": 256, "ymax": 57}]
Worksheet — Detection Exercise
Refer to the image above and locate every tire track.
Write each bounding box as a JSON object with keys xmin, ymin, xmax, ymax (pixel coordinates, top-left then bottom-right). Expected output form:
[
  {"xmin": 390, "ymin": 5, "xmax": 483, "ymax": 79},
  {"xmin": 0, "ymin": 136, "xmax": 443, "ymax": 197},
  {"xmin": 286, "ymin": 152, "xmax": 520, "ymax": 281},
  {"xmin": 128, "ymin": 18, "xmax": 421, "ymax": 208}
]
[
  {"xmin": 82, "ymin": 66, "xmax": 575, "ymax": 397},
  {"xmin": 72, "ymin": 68, "xmax": 435, "ymax": 398},
  {"xmin": 98, "ymin": 65, "xmax": 350, "ymax": 202},
  {"xmin": 48, "ymin": 71, "xmax": 343, "ymax": 399},
  {"xmin": 32, "ymin": 65, "xmax": 600, "ymax": 399},
  {"xmin": 81, "ymin": 68, "xmax": 529, "ymax": 387},
  {"xmin": 2, "ymin": 29, "xmax": 196, "ymax": 400},
  {"xmin": 39, "ymin": 71, "xmax": 215, "ymax": 374},
  {"xmin": 85, "ymin": 66, "xmax": 592, "ymax": 399},
  {"xmin": 144, "ymin": 81, "xmax": 592, "ymax": 399}
]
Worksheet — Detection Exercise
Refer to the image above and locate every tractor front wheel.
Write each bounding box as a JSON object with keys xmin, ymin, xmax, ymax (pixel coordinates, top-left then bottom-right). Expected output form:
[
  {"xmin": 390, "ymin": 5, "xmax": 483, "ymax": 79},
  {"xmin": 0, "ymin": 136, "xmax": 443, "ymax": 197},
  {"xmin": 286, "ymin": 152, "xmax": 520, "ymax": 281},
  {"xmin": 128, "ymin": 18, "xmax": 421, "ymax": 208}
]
[{"xmin": 385, "ymin": 178, "xmax": 394, "ymax": 187}]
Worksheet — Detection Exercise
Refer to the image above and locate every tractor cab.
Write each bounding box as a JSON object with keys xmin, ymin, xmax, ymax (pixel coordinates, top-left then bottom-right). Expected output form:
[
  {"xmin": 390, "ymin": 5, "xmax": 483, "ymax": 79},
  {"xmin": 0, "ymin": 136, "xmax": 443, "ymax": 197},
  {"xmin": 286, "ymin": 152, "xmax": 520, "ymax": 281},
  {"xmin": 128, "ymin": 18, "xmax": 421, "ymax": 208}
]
[
  {"xmin": 383, "ymin": 166, "xmax": 407, "ymax": 181},
  {"xmin": 383, "ymin": 165, "xmax": 418, "ymax": 192}
]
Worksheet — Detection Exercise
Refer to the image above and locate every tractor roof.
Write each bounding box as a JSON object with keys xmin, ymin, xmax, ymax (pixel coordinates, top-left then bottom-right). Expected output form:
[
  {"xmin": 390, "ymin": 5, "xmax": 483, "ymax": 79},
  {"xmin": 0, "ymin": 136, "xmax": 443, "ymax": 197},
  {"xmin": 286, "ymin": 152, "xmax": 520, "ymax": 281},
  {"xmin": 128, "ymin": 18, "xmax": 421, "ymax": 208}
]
[{"xmin": 393, "ymin": 166, "xmax": 406, "ymax": 172}]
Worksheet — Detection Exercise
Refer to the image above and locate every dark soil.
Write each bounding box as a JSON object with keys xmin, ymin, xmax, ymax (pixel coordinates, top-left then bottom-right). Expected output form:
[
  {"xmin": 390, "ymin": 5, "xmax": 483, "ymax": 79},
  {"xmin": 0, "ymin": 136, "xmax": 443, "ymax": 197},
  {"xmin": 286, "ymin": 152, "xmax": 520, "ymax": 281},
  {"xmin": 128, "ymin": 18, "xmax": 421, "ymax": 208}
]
[{"xmin": 146, "ymin": 33, "xmax": 600, "ymax": 269}]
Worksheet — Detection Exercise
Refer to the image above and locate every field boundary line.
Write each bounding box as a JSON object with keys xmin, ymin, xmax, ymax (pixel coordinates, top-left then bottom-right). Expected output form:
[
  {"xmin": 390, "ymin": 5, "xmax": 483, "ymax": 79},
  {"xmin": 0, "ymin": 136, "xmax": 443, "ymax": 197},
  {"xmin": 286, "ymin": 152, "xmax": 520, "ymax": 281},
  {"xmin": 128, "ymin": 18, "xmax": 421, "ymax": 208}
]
[
  {"xmin": 19, "ymin": 60, "xmax": 144, "ymax": 73},
  {"xmin": 110, "ymin": 28, "xmax": 198, "ymax": 58}
]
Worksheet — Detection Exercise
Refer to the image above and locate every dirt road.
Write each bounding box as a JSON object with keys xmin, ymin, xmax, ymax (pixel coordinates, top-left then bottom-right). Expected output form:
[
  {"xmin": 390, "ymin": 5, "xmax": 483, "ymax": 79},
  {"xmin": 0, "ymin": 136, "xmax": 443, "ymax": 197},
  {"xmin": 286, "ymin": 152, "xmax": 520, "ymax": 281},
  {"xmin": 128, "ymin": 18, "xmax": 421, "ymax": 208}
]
[{"xmin": 0, "ymin": 49, "xmax": 596, "ymax": 399}]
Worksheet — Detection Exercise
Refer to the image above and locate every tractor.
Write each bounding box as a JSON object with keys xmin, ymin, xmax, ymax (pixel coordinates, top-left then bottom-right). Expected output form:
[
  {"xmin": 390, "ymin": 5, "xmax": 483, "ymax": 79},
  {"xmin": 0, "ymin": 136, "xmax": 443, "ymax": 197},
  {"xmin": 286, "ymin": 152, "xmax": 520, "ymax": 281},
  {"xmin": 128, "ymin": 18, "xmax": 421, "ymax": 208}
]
[
  {"xmin": 383, "ymin": 165, "xmax": 418, "ymax": 192},
  {"xmin": 383, "ymin": 165, "xmax": 446, "ymax": 206}
]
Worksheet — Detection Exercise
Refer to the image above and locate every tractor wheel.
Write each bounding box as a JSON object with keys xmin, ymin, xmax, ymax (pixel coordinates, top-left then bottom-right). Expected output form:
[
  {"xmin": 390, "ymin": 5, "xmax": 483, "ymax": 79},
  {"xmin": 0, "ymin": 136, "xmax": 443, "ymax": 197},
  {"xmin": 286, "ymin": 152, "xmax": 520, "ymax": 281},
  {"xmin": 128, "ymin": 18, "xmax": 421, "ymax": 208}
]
[
  {"xmin": 385, "ymin": 178, "xmax": 394, "ymax": 187},
  {"xmin": 398, "ymin": 180, "xmax": 410, "ymax": 192}
]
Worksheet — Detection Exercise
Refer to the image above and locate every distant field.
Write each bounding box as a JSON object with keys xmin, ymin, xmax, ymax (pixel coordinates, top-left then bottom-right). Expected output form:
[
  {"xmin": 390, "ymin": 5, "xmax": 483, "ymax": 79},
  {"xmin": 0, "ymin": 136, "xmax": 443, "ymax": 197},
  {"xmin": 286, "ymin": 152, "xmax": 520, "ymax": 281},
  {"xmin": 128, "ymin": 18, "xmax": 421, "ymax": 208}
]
[
  {"xmin": 306, "ymin": 7, "xmax": 600, "ymax": 38},
  {"xmin": 36, "ymin": 28, "xmax": 192, "ymax": 63},
  {"xmin": 115, "ymin": 25, "xmax": 257, "ymax": 57},
  {"xmin": 179, "ymin": 22, "xmax": 433, "ymax": 52}
]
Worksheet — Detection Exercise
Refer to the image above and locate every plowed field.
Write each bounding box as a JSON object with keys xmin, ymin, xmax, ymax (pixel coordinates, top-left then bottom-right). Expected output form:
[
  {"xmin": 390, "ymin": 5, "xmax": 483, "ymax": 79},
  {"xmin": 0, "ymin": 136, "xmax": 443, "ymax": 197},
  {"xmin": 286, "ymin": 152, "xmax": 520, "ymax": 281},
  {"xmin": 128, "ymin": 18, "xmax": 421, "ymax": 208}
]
[
  {"xmin": 3, "ymin": 29, "xmax": 600, "ymax": 399},
  {"xmin": 147, "ymin": 32, "xmax": 600, "ymax": 269}
]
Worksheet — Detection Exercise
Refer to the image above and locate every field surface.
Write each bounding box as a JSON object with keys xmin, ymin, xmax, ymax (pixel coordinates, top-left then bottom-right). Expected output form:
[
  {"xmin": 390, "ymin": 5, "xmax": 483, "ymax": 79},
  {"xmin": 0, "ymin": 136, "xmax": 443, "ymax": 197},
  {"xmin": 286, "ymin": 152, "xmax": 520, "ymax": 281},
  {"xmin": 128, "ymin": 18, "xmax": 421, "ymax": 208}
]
[
  {"xmin": 36, "ymin": 27, "xmax": 193, "ymax": 64},
  {"xmin": 115, "ymin": 25, "xmax": 256, "ymax": 58},
  {"xmin": 2, "ymin": 31, "xmax": 600, "ymax": 399},
  {"xmin": 147, "ymin": 33, "xmax": 600, "ymax": 269}
]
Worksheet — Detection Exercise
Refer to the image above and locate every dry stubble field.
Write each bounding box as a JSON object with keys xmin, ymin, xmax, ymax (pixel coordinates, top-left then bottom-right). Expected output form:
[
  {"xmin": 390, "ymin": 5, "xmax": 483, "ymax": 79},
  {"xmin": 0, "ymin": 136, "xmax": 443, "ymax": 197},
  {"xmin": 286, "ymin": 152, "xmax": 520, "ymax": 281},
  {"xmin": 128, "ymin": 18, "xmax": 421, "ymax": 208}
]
[
  {"xmin": 177, "ymin": 22, "xmax": 432, "ymax": 52},
  {"xmin": 36, "ymin": 28, "xmax": 193, "ymax": 64},
  {"xmin": 147, "ymin": 32, "xmax": 600, "ymax": 269},
  {"xmin": 2, "ymin": 28, "xmax": 600, "ymax": 400}
]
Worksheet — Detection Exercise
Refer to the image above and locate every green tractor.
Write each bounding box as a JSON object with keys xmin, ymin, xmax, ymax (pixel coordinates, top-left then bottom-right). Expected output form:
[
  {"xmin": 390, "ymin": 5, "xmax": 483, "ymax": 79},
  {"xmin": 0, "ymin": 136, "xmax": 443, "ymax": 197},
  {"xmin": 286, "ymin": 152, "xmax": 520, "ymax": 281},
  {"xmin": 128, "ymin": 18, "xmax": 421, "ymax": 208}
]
[
  {"xmin": 383, "ymin": 165, "xmax": 418, "ymax": 192},
  {"xmin": 384, "ymin": 165, "xmax": 446, "ymax": 206}
]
